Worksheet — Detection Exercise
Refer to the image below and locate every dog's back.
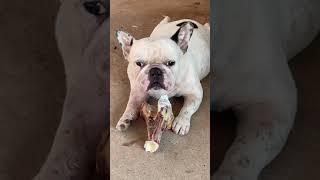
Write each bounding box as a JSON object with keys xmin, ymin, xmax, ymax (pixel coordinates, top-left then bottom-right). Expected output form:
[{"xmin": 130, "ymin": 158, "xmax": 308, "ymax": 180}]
[
  {"xmin": 282, "ymin": 0, "xmax": 320, "ymax": 59},
  {"xmin": 150, "ymin": 19, "xmax": 210, "ymax": 80}
]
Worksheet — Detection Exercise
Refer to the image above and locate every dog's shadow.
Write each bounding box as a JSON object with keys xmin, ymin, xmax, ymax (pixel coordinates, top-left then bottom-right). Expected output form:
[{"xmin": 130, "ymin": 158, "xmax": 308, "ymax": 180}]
[{"xmin": 211, "ymin": 109, "xmax": 237, "ymax": 174}]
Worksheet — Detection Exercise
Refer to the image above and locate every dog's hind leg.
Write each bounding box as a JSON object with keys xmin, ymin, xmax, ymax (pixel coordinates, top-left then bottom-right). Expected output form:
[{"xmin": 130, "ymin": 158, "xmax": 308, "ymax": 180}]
[
  {"xmin": 158, "ymin": 15, "xmax": 171, "ymax": 25},
  {"xmin": 150, "ymin": 16, "xmax": 171, "ymax": 36}
]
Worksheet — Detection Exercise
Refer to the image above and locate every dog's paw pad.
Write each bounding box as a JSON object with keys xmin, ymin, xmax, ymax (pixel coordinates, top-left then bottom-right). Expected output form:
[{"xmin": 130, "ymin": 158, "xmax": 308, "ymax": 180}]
[
  {"xmin": 120, "ymin": 124, "xmax": 126, "ymax": 129},
  {"xmin": 172, "ymin": 116, "xmax": 191, "ymax": 136},
  {"xmin": 124, "ymin": 119, "xmax": 131, "ymax": 124}
]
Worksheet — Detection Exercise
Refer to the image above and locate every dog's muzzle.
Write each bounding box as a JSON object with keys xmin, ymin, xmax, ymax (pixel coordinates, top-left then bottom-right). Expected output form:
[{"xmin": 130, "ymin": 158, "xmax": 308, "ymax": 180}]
[{"xmin": 147, "ymin": 67, "xmax": 165, "ymax": 90}]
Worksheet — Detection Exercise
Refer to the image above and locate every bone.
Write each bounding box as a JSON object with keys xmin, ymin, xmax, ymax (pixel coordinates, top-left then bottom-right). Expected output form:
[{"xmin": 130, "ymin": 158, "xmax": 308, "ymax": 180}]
[{"xmin": 141, "ymin": 95, "xmax": 174, "ymax": 152}]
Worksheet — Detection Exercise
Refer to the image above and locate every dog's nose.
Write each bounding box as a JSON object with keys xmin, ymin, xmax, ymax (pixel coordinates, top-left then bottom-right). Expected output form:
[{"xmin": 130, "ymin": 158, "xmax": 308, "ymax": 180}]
[{"xmin": 149, "ymin": 67, "xmax": 163, "ymax": 78}]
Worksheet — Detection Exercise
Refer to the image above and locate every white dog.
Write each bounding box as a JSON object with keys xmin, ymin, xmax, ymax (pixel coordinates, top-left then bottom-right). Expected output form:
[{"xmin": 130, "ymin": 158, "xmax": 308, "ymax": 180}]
[
  {"xmin": 34, "ymin": 0, "xmax": 109, "ymax": 179},
  {"xmin": 115, "ymin": 17, "xmax": 210, "ymax": 135},
  {"xmin": 213, "ymin": 0, "xmax": 320, "ymax": 179}
]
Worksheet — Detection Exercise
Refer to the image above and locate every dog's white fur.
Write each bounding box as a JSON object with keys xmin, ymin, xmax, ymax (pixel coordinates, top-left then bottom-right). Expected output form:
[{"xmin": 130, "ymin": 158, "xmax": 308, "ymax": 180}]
[
  {"xmin": 34, "ymin": 0, "xmax": 109, "ymax": 179},
  {"xmin": 213, "ymin": 0, "xmax": 320, "ymax": 179},
  {"xmin": 115, "ymin": 17, "xmax": 210, "ymax": 135}
]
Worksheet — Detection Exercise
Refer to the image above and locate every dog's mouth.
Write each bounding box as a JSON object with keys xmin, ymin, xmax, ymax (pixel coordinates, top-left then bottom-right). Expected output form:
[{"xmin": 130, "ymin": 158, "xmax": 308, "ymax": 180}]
[{"xmin": 147, "ymin": 82, "xmax": 165, "ymax": 90}]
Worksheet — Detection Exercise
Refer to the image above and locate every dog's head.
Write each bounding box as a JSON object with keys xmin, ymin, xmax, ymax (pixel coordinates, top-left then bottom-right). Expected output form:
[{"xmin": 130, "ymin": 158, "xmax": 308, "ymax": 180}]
[
  {"xmin": 55, "ymin": 0, "xmax": 110, "ymax": 176},
  {"xmin": 55, "ymin": 0, "xmax": 109, "ymax": 85},
  {"xmin": 116, "ymin": 22, "xmax": 197, "ymax": 98}
]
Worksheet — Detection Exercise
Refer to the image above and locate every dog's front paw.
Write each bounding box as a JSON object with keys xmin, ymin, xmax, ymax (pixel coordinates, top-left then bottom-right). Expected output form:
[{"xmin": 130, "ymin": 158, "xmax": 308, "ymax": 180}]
[
  {"xmin": 172, "ymin": 115, "xmax": 191, "ymax": 135},
  {"xmin": 116, "ymin": 117, "xmax": 132, "ymax": 131}
]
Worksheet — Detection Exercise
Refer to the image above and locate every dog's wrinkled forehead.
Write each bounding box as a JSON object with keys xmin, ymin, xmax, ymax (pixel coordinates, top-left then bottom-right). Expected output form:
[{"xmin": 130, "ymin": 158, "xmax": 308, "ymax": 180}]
[{"xmin": 129, "ymin": 38, "xmax": 180, "ymax": 62}]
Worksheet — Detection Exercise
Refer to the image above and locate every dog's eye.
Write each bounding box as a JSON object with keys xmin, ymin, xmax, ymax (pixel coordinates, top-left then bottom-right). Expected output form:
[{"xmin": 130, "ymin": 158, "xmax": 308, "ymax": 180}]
[
  {"xmin": 136, "ymin": 61, "xmax": 144, "ymax": 67},
  {"xmin": 83, "ymin": 1, "xmax": 107, "ymax": 16},
  {"xmin": 166, "ymin": 61, "xmax": 175, "ymax": 66}
]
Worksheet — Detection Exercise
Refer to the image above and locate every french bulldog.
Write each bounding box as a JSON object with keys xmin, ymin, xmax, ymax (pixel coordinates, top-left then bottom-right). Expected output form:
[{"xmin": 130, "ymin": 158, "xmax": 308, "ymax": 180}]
[
  {"xmin": 115, "ymin": 16, "xmax": 210, "ymax": 135},
  {"xmin": 34, "ymin": 0, "xmax": 109, "ymax": 179},
  {"xmin": 213, "ymin": 0, "xmax": 320, "ymax": 179}
]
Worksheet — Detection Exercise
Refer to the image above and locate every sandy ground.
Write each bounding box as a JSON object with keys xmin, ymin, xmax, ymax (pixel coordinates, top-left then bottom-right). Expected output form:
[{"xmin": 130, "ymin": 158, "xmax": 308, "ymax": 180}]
[{"xmin": 109, "ymin": 0, "xmax": 210, "ymax": 179}]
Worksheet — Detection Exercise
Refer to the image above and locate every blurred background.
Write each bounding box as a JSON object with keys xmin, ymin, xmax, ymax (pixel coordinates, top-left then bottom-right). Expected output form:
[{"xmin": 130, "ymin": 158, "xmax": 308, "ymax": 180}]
[
  {"xmin": 213, "ymin": 35, "xmax": 320, "ymax": 179},
  {"xmin": 0, "ymin": 1, "xmax": 65, "ymax": 180}
]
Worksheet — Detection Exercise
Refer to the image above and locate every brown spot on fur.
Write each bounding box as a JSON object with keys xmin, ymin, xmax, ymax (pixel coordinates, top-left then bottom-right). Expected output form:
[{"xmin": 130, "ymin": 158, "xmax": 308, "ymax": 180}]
[
  {"xmin": 120, "ymin": 124, "xmax": 125, "ymax": 130},
  {"xmin": 238, "ymin": 157, "xmax": 250, "ymax": 168},
  {"xmin": 228, "ymin": 146, "xmax": 241, "ymax": 155},
  {"xmin": 256, "ymin": 128, "xmax": 273, "ymax": 141},
  {"xmin": 66, "ymin": 154, "xmax": 81, "ymax": 171},
  {"xmin": 124, "ymin": 119, "xmax": 131, "ymax": 124}
]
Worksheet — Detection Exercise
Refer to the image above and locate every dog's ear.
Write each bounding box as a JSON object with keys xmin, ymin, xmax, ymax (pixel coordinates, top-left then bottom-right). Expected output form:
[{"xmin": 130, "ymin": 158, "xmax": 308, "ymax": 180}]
[
  {"xmin": 116, "ymin": 30, "xmax": 135, "ymax": 60},
  {"xmin": 171, "ymin": 21, "xmax": 198, "ymax": 54}
]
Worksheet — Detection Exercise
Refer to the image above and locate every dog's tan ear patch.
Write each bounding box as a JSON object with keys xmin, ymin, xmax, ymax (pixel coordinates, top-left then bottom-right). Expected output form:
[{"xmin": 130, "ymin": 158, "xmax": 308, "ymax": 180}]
[
  {"xmin": 171, "ymin": 22, "xmax": 197, "ymax": 54},
  {"xmin": 116, "ymin": 31, "xmax": 135, "ymax": 60}
]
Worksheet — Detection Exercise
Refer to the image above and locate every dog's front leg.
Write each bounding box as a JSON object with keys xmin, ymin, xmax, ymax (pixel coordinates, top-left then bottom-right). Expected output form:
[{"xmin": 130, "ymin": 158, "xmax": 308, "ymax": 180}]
[
  {"xmin": 34, "ymin": 82, "xmax": 108, "ymax": 180},
  {"xmin": 214, "ymin": 92, "xmax": 297, "ymax": 180},
  {"xmin": 116, "ymin": 90, "xmax": 146, "ymax": 131},
  {"xmin": 173, "ymin": 81, "xmax": 203, "ymax": 135}
]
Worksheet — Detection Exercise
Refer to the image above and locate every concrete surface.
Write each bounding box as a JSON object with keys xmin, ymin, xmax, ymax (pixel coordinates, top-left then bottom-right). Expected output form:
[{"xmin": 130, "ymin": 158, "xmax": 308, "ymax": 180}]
[
  {"xmin": 213, "ymin": 35, "xmax": 320, "ymax": 180},
  {"xmin": 109, "ymin": 0, "xmax": 210, "ymax": 179}
]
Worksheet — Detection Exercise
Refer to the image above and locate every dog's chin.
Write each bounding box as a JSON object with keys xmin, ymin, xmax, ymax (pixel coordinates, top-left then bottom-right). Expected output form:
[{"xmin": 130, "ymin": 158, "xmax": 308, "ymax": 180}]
[
  {"xmin": 147, "ymin": 82, "xmax": 165, "ymax": 90},
  {"xmin": 147, "ymin": 88, "xmax": 168, "ymax": 99}
]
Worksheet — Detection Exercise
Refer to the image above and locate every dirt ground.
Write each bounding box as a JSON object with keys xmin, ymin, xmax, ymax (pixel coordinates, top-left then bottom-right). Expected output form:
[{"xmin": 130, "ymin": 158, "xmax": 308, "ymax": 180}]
[{"xmin": 109, "ymin": 0, "xmax": 210, "ymax": 179}]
